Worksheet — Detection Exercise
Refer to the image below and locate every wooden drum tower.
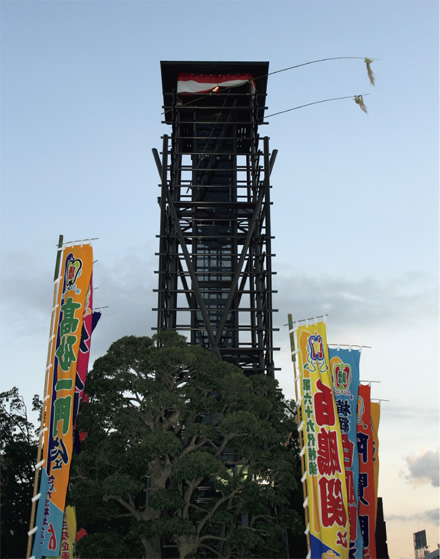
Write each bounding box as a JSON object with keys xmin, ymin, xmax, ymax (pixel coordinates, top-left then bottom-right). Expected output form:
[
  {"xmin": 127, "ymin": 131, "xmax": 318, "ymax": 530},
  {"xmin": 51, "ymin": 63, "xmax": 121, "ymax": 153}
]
[{"xmin": 154, "ymin": 61, "xmax": 277, "ymax": 377}]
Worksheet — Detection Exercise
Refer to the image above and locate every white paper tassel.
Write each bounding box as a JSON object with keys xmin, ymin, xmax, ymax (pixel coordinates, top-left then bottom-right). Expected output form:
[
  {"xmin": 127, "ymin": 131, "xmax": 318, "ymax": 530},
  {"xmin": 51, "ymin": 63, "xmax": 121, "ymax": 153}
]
[
  {"xmin": 354, "ymin": 95, "xmax": 368, "ymax": 113},
  {"xmin": 364, "ymin": 57, "xmax": 375, "ymax": 86}
]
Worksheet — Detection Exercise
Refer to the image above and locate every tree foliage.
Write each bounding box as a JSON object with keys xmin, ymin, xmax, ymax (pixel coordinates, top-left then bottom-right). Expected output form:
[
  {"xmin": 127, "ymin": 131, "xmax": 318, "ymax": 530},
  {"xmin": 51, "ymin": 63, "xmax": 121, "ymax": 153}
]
[
  {"xmin": 0, "ymin": 387, "xmax": 41, "ymax": 558},
  {"xmin": 70, "ymin": 332, "xmax": 306, "ymax": 558}
]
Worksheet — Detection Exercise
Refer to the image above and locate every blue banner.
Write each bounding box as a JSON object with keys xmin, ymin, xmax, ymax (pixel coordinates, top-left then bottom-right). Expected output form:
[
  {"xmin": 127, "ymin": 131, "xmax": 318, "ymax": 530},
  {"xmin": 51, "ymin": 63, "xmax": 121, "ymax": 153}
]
[{"xmin": 329, "ymin": 347, "xmax": 362, "ymax": 558}]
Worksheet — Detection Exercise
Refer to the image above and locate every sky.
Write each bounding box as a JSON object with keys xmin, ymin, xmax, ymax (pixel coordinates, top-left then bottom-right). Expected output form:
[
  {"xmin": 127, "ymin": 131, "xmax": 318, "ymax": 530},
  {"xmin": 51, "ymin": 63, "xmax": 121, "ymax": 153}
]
[{"xmin": 0, "ymin": 1, "xmax": 438, "ymax": 557}]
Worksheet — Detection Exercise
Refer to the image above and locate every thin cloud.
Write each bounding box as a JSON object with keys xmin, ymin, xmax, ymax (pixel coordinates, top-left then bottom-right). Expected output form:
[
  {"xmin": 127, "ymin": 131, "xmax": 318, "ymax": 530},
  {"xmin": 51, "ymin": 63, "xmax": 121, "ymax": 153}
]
[
  {"xmin": 425, "ymin": 508, "xmax": 440, "ymax": 524},
  {"xmin": 0, "ymin": 245, "xmax": 157, "ymax": 336},
  {"xmin": 86, "ymin": 252, "xmax": 158, "ymax": 360},
  {"xmin": 405, "ymin": 449, "xmax": 440, "ymax": 488},
  {"xmin": 0, "ymin": 245, "xmax": 158, "ymax": 383},
  {"xmin": 3, "ymin": 248, "xmax": 437, "ymax": 343},
  {"xmin": 0, "ymin": 250, "xmax": 55, "ymax": 329},
  {"xmin": 382, "ymin": 405, "xmax": 439, "ymax": 424},
  {"xmin": 2, "ymin": 247, "xmax": 439, "ymax": 382},
  {"xmin": 387, "ymin": 508, "xmax": 439, "ymax": 525},
  {"xmin": 273, "ymin": 269, "xmax": 438, "ymax": 332}
]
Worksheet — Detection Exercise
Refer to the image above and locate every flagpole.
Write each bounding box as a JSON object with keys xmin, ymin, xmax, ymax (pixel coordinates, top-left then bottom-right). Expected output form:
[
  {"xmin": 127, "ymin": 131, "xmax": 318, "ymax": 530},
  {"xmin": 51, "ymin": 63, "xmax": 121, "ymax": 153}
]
[
  {"xmin": 288, "ymin": 314, "xmax": 311, "ymax": 555},
  {"xmin": 26, "ymin": 235, "xmax": 64, "ymax": 559}
]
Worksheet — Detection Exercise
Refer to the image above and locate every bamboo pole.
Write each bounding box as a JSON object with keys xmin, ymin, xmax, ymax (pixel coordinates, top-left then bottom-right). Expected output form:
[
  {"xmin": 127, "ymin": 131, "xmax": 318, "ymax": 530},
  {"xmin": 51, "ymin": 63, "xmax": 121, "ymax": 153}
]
[
  {"xmin": 26, "ymin": 235, "xmax": 64, "ymax": 558},
  {"xmin": 288, "ymin": 313, "xmax": 311, "ymax": 555}
]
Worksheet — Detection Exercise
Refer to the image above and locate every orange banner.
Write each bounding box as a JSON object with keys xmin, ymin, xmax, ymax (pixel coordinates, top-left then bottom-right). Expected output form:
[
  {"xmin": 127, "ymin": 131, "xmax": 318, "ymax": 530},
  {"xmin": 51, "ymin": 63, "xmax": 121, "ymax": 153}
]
[{"xmin": 33, "ymin": 245, "xmax": 93, "ymax": 557}]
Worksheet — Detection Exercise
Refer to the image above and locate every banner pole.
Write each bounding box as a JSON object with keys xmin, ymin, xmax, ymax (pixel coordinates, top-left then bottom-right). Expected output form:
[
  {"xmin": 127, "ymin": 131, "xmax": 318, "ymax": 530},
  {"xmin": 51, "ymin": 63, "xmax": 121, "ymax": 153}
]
[
  {"xmin": 26, "ymin": 235, "xmax": 64, "ymax": 559},
  {"xmin": 288, "ymin": 313, "xmax": 311, "ymax": 555}
]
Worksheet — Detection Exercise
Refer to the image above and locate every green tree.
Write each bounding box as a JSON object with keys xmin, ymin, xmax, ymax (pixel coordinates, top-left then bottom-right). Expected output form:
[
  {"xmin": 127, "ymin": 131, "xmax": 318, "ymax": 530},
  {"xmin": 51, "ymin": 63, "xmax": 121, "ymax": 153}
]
[
  {"xmin": 70, "ymin": 332, "xmax": 306, "ymax": 558},
  {"xmin": 0, "ymin": 387, "xmax": 41, "ymax": 558}
]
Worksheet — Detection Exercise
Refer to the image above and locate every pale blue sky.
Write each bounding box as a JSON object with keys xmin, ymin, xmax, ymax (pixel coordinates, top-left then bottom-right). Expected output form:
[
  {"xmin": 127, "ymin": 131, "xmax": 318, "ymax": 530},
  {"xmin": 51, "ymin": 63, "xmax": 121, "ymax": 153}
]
[{"xmin": 1, "ymin": 1, "xmax": 438, "ymax": 557}]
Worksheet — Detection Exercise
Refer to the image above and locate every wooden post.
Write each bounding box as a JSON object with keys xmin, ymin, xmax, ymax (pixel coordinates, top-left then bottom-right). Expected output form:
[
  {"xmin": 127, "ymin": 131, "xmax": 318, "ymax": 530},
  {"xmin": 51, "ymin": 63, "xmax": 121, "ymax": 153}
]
[
  {"xmin": 26, "ymin": 235, "xmax": 64, "ymax": 558},
  {"xmin": 288, "ymin": 313, "xmax": 311, "ymax": 555}
]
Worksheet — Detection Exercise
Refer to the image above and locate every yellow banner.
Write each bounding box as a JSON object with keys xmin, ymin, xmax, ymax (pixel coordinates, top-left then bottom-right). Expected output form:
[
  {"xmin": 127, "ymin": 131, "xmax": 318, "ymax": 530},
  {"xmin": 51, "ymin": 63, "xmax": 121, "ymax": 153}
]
[
  {"xmin": 297, "ymin": 321, "xmax": 349, "ymax": 558},
  {"xmin": 56, "ymin": 506, "xmax": 77, "ymax": 559}
]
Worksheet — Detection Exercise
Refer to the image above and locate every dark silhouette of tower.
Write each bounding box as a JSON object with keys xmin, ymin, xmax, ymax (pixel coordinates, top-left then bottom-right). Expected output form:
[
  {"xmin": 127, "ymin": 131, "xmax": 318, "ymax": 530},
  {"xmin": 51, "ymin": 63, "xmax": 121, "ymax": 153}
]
[{"xmin": 154, "ymin": 61, "xmax": 277, "ymax": 376}]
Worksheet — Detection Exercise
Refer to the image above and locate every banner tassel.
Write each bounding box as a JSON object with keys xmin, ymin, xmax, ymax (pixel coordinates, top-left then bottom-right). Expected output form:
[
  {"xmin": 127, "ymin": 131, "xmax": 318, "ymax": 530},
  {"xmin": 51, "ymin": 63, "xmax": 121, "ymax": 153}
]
[
  {"xmin": 364, "ymin": 57, "xmax": 376, "ymax": 86},
  {"xmin": 354, "ymin": 95, "xmax": 368, "ymax": 113}
]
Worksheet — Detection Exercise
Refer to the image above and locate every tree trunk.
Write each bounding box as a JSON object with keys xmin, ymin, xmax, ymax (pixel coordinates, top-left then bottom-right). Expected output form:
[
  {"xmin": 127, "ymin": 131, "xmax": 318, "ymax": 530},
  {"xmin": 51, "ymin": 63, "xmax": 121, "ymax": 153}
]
[
  {"xmin": 142, "ymin": 536, "xmax": 162, "ymax": 559},
  {"xmin": 177, "ymin": 535, "xmax": 199, "ymax": 559}
]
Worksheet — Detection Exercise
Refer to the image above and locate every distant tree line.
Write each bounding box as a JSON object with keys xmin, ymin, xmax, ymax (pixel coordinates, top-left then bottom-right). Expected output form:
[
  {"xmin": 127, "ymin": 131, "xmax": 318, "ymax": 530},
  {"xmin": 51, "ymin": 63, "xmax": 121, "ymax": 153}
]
[{"xmin": 0, "ymin": 387, "xmax": 41, "ymax": 558}]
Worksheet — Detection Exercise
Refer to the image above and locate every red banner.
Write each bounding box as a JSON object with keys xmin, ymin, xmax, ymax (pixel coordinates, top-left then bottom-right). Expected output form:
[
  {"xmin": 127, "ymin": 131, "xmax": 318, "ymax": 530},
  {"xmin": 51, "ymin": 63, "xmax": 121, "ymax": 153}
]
[{"xmin": 357, "ymin": 384, "xmax": 376, "ymax": 558}]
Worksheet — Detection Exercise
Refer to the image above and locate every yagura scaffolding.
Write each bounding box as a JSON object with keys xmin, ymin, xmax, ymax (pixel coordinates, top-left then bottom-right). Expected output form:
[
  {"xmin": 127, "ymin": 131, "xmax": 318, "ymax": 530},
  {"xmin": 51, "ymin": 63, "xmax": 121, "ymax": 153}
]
[{"xmin": 154, "ymin": 61, "xmax": 278, "ymax": 377}]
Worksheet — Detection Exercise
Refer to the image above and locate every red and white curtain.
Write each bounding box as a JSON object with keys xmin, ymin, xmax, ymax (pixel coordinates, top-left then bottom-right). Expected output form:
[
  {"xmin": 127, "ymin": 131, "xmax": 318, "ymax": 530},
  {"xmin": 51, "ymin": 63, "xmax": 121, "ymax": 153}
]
[{"xmin": 177, "ymin": 72, "xmax": 256, "ymax": 94}]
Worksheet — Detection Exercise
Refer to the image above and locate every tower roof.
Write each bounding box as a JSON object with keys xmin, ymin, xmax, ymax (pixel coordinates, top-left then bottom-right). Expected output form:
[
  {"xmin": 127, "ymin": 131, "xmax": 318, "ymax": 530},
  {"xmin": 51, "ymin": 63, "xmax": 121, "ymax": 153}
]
[{"xmin": 160, "ymin": 61, "xmax": 269, "ymax": 123}]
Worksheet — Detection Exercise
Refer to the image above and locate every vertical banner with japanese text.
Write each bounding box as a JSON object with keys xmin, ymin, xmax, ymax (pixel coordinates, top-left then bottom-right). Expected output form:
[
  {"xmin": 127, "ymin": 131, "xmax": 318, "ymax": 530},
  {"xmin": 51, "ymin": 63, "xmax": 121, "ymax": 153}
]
[
  {"xmin": 33, "ymin": 244, "xmax": 93, "ymax": 558},
  {"xmin": 329, "ymin": 348, "xmax": 363, "ymax": 558},
  {"xmin": 297, "ymin": 321, "xmax": 350, "ymax": 558},
  {"xmin": 370, "ymin": 402, "xmax": 380, "ymax": 527},
  {"xmin": 357, "ymin": 384, "xmax": 376, "ymax": 559},
  {"xmin": 72, "ymin": 275, "xmax": 101, "ymax": 427},
  {"xmin": 55, "ymin": 506, "xmax": 77, "ymax": 559}
]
